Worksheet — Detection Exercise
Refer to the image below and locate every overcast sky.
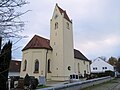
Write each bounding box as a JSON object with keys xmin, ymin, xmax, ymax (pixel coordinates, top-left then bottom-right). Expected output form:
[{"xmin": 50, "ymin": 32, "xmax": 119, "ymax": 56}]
[{"xmin": 12, "ymin": 0, "xmax": 120, "ymax": 60}]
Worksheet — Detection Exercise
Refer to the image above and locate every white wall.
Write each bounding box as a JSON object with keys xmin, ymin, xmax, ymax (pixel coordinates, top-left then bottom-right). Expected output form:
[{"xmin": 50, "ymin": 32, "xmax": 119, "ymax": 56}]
[
  {"xmin": 91, "ymin": 58, "xmax": 114, "ymax": 73},
  {"xmin": 74, "ymin": 58, "xmax": 90, "ymax": 76},
  {"xmin": 20, "ymin": 49, "xmax": 52, "ymax": 79}
]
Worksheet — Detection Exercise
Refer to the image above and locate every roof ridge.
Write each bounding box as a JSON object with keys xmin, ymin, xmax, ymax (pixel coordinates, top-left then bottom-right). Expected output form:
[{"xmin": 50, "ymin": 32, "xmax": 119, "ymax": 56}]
[{"xmin": 35, "ymin": 35, "xmax": 50, "ymax": 41}]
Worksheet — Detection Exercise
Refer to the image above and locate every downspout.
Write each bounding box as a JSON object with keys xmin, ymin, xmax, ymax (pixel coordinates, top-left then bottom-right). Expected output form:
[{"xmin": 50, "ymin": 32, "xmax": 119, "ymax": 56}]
[{"xmin": 45, "ymin": 49, "xmax": 48, "ymax": 79}]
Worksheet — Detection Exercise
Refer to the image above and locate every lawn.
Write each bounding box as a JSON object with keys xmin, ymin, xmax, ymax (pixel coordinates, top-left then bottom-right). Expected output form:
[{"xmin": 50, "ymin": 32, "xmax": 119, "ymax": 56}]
[
  {"xmin": 36, "ymin": 85, "xmax": 50, "ymax": 89},
  {"xmin": 81, "ymin": 78, "xmax": 119, "ymax": 90}
]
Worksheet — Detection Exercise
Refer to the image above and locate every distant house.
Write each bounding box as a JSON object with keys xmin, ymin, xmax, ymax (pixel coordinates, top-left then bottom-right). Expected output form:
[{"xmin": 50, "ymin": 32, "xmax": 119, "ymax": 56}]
[
  {"xmin": 91, "ymin": 57, "xmax": 114, "ymax": 73},
  {"xmin": 9, "ymin": 60, "xmax": 21, "ymax": 77}
]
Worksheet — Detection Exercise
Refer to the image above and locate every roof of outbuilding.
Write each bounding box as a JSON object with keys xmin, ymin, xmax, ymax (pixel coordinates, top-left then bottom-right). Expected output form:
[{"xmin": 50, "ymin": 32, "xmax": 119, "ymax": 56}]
[
  {"xmin": 56, "ymin": 4, "xmax": 72, "ymax": 23},
  {"xmin": 9, "ymin": 60, "xmax": 21, "ymax": 72},
  {"xmin": 22, "ymin": 35, "xmax": 52, "ymax": 51},
  {"xmin": 74, "ymin": 49, "xmax": 91, "ymax": 62}
]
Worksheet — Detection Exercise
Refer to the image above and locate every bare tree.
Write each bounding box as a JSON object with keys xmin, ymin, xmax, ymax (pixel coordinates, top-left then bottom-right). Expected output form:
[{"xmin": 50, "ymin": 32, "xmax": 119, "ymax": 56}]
[
  {"xmin": 0, "ymin": 0, "xmax": 29, "ymax": 46},
  {"xmin": 0, "ymin": 0, "xmax": 29, "ymax": 89}
]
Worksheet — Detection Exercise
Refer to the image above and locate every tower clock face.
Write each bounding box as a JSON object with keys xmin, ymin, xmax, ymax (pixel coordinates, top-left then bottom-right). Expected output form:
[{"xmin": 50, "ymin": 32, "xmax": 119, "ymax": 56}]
[{"xmin": 55, "ymin": 14, "xmax": 58, "ymax": 19}]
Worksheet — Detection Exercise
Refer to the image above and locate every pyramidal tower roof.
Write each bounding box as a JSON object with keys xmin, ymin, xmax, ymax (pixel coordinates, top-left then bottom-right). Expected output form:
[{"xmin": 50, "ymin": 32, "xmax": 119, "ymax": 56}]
[{"xmin": 56, "ymin": 4, "xmax": 72, "ymax": 23}]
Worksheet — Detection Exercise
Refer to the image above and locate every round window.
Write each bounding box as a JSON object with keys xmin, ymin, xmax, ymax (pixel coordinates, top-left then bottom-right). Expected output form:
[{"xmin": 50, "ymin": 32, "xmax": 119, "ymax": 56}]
[{"xmin": 68, "ymin": 66, "xmax": 71, "ymax": 71}]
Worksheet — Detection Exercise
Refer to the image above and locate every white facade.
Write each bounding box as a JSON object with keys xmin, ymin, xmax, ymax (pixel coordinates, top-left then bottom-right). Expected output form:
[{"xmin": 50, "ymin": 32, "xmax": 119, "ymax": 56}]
[
  {"xmin": 74, "ymin": 58, "xmax": 90, "ymax": 77},
  {"xmin": 20, "ymin": 4, "xmax": 91, "ymax": 81},
  {"xmin": 91, "ymin": 58, "xmax": 114, "ymax": 73}
]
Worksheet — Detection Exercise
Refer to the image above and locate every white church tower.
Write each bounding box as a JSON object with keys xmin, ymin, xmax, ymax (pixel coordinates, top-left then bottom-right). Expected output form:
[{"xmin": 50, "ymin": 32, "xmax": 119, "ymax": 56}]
[{"xmin": 50, "ymin": 4, "xmax": 74, "ymax": 81}]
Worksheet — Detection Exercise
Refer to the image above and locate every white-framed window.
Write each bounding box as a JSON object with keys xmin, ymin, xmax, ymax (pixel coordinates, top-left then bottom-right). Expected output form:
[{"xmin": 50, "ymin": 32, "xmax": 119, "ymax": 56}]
[
  {"xmin": 102, "ymin": 67, "xmax": 107, "ymax": 69},
  {"xmin": 105, "ymin": 67, "xmax": 107, "ymax": 69},
  {"xmin": 93, "ymin": 67, "xmax": 97, "ymax": 70}
]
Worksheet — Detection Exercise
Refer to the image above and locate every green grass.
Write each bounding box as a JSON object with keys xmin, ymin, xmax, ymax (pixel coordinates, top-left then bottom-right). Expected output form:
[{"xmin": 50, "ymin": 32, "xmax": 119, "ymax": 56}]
[
  {"xmin": 109, "ymin": 78, "xmax": 119, "ymax": 83},
  {"xmin": 81, "ymin": 78, "xmax": 119, "ymax": 90},
  {"xmin": 36, "ymin": 85, "xmax": 50, "ymax": 89}
]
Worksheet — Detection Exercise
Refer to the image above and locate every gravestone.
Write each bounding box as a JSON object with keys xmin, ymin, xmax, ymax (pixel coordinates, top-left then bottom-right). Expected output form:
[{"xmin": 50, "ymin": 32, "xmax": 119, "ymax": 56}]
[{"xmin": 39, "ymin": 76, "xmax": 46, "ymax": 85}]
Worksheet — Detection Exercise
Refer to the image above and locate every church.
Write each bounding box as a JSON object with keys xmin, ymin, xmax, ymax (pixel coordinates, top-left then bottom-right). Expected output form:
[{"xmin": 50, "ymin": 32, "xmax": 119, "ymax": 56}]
[{"xmin": 20, "ymin": 4, "xmax": 91, "ymax": 81}]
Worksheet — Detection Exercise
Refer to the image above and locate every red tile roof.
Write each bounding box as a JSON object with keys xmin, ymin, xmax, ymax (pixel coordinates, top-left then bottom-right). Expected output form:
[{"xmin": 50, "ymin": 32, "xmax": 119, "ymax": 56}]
[
  {"xmin": 9, "ymin": 60, "xmax": 21, "ymax": 72},
  {"xmin": 22, "ymin": 35, "xmax": 52, "ymax": 51},
  {"xmin": 57, "ymin": 4, "xmax": 72, "ymax": 23}
]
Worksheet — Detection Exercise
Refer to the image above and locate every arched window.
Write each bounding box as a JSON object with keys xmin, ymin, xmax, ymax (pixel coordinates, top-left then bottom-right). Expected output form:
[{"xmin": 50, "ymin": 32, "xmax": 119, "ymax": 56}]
[
  {"xmin": 34, "ymin": 60, "xmax": 39, "ymax": 73},
  {"xmin": 48, "ymin": 59, "xmax": 51, "ymax": 73},
  {"xmin": 55, "ymin": 22, "xmax": 58, "ymax": 29},
  {"xmin": 23, "ymin": 60, "xmax": 27, "ymax": 71},
  {"xmin": 66, "ymin": 22, "xmax": 69, "ymax": 29}
]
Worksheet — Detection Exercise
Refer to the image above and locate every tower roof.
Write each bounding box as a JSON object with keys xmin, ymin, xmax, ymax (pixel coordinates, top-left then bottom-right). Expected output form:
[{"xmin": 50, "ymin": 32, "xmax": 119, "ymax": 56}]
[
  {"xmin": 22, "ymin": 35, "xmax": 52, "ymax": 51},
  {"xmin": 56, "ymin": 4, "xmax": 72, "ymax": 23}
]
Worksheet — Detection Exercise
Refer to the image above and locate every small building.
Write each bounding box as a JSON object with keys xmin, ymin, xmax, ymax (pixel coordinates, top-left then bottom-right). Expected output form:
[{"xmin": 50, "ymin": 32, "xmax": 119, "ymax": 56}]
[{"xmin": 91, "ymin": 57, "xmax": 114, "ymax": 73}]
